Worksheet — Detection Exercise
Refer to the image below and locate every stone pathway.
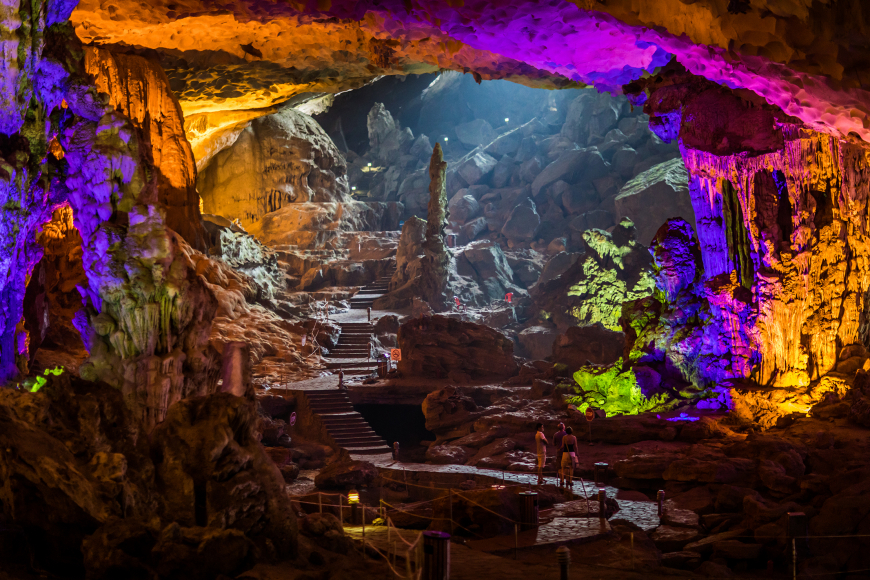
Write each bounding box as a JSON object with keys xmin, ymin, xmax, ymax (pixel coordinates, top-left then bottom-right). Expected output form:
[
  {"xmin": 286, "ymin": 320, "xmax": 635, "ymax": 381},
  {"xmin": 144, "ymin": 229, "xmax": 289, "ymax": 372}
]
[
  {"xmin": 359, "ymin": 457, "xmax": 668, "ymax": 532},
  {"xmin": 467, "ymin": 517, "xmax": 612, "ymax": 553}
]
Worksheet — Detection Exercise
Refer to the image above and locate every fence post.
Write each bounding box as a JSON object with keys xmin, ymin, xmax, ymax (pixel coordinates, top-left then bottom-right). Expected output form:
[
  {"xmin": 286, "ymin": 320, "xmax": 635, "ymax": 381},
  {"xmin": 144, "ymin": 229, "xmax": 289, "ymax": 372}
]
[
  {"xmin": 339, "ymin": 495, "xmax": 343, "ymax": 523},
  {"xmin": 318, "ymin": 492, "xmax": 322, "ymax": 514},
  {"xmin": 788, "ymin": 512, "xmax": 806, "ymax": 580},
  {"xmin": 448, "ymin": 489, "xmax": 453, "ymax": 535},
  {"xmin": 557, "ymin": 545, "xmax": 570, "ymax": 580},
  {"xmin": 514, "ymin": 524, "xmax": 518, "ymax": 560},
  {"xmin": 598, "ymin": 488, "xmax": 606, "ymax": 520},
  {"xmin": 631, "ymin": 532, "xmax": 635, "ymax": 569}
]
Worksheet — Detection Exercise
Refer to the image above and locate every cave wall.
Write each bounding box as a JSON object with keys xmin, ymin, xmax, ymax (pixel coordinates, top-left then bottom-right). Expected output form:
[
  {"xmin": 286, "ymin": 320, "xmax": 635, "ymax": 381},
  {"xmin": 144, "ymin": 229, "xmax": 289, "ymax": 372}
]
[
  {"xmin": 0, "ymin": 1, "xmax": 220, "ymax": 431},
  {"xmin": 197, "ymin": 108, "xmax": 351, "ymax": 227},
  {"xmin": 83, "ymin": 46, "xmax": 206, "ymax": 250},
  {"xmin": 626, "ymin": 69, "xmax": 870, "ymax": 395}
]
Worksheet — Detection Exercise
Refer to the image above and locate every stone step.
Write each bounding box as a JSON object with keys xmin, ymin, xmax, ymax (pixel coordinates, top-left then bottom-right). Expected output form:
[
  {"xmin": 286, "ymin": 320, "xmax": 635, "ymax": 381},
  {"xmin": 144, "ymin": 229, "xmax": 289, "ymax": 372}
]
[
  {"xmin": 333, "ymin": 434, "xmax": 386, "ymax": 443},
  {"xmin": 344, "ymin": 446, "xmax": 393, "ymax": 455},
  {"xmin": 325, "ymin": 361, "xmax": 378, "ymax": 369}
]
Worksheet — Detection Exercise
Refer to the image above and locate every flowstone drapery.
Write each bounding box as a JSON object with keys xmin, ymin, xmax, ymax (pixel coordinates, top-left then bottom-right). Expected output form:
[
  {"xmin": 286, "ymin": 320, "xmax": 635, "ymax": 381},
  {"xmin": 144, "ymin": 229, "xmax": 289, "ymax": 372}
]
[{"xmin": 0, "ymin": 1, "xmax": 219, "ymax": 429}]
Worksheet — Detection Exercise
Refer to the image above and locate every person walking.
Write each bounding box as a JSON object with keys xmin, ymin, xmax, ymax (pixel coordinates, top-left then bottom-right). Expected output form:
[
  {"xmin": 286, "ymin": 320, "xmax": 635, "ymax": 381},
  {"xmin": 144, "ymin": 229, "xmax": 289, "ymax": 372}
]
[
  {"xmin": 553, "ymin": 423, "xmax": 567, "ymax": 487},
  {"xmin": 560, "ymin": 427, "xmax": 579, "ymax": 488},
  {"xmin": 535, "ymin": 422, "xmax": 549, "ymax": 485}
]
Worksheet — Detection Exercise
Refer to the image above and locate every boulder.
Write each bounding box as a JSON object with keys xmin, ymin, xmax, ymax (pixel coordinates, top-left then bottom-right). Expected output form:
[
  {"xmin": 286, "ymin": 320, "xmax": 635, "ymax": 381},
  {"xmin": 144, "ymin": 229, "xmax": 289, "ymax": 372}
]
[
  {"xmin": 531, "ymin": 148, "xmax": 610, "ymax": 197},
  {"xmin": 501, "ymin": 197, "xmax": 541, "ymax": 242},
  {"xmin": 614, "ymin": 453, "xmax": 681, "ymax": 480},
  {"xmin": 455, "ymin": 119, "xmax": 497, "ymax": 147},
  {"xmin": 651, "ymin": 525, "xmax": 702, "ymax": 552},
  {"xmin": 614, "ymin": 158, "xmax": 693, "ymax": 245},
  {"xmin": 712, "ymin": 540, "xmax": 762, "ymax": 560},
  {"xmin": 314, "ymin": 459, "xmax": 379, "ymax": 489},
  {"xmin": 198, "ymin": 108, "xmax": 349, "ymax": 227},
  {"xmin": 398, "ymin": 316, "xmax": 518, "ymax": 379},
  {"xmin": 518, "ymin": 326, "xmax": 559, "ymax": 360},
  {"xmin": 552, "ymin": 323, "xmax": 624, "ymax": 368},
  {"xmin": 536, "ymin": 251, "xmax": 581, "ymax": 287},
  {"xmin": 457, "ymin": 151, "xmax": 498, "ymax": 186},
  {"xmin": 448, "ymin": 194, "xmax": 481, "ymax": 224},
  {"xmin": 426, "ymin": 444, "xmax": 474, "ymax": 465},
  {"xmin": 660, "ymin": 551, "xmax": 702, "ymax": 570},
  {"xmin": 663, "ymin": 457, "xmax": 755, "ymax": 484}
]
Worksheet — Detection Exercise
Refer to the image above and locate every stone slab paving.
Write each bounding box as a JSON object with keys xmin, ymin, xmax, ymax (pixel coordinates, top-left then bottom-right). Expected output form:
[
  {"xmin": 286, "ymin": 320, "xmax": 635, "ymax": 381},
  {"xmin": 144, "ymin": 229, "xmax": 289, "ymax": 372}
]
[
  {"xmin": 361, "ymin": 458, "xmax": 666, "ymax": 532},
  {"xmin": 467, "ymin": 516, "xmax": 612, "ymax": 553}
]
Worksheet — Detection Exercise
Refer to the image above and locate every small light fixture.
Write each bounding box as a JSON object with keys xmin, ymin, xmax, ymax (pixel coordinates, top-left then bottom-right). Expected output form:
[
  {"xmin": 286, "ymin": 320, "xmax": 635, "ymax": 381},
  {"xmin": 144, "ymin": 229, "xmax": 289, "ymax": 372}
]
[
  {"xmin": 367, "ymin": 162, "xmax": 372, "ymax": 167},
  {"xmin": 444, "ymin": 137, "xmax": 448, "ymax": 142},
  {"xmin": 351, "ymin": 186, "xmax": 357, "ymax": 191},
  {"xmin": 505, "ymin": 117, "xmax": 509, "ymax": 123},
  {"xmin": 348, "ymin": 489, "xmax": 360, "ymax": 504}
]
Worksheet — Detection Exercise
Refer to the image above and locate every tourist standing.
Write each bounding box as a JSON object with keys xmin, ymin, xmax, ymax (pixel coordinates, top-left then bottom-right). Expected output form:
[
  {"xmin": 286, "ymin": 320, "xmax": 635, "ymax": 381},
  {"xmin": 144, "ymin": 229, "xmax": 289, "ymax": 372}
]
[
  {"xmin": 560, "ymin": 427, "xmax": 578, "ymax": 488},
  {"xmin": 535, "ymin": 422, "xmax": 548, "ymax": 485},
  {"xmin": 553, "ymin": 423, "xmax": 566, "ymax": 486}
]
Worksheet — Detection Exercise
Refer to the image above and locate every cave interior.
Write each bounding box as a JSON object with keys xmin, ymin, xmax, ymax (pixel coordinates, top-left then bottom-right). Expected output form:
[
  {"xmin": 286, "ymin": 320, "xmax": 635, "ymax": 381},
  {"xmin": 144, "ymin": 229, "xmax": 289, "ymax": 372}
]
[{"xmin": 3, "ymin": 1, "xmax": 870, "ymax": 578}]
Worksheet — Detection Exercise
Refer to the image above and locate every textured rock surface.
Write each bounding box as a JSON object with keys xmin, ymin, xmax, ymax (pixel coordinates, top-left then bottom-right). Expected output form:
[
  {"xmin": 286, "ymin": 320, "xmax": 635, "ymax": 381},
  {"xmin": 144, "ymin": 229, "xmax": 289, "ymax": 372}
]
[
  {"xmin": 532, "ymin": 218, "xmax": 654, "ymax": 332},
  {"xmin": 72, "ymin": 0, "xmax": 870, "ymax": 148},
  {"xmin": 198, "ymin": 108, "xmax": 350, "ymax": 226},
  {"xmin": 398, "ymin": 315, "xmax": 518, "ymax": 379},
  {"xmin": 0, "ymin": 374, "xmax": 296, "ymax": 576},
  {"xmin": 84, "ymin": 46, "xmax": 206, "ymax": 250},
  {"xmin": 614, "ymin": 158, "xmax": 693, "ymax": 245}
]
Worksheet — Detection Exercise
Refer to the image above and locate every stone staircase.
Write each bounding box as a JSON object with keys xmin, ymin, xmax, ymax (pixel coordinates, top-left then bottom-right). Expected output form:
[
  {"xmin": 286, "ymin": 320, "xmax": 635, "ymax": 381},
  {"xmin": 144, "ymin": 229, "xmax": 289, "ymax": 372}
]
[
  {"xmin": 306, "ymin": 390, "xmax": 391, "ymax": 455},
  {"xmin": 350, "ymin": 266, "xmax": 396, "ymax": 310},
  {"xmin": 324, "ymin": 322, "xmax": 379, "ymax": 374}
]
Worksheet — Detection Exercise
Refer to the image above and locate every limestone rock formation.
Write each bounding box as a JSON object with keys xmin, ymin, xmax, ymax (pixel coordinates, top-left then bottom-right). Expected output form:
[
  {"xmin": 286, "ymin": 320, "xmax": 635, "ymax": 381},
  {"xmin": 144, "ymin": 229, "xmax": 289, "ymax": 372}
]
[
  {"xmin": 552, "ymin": 323, "xmax": 624, "ymax": 370},
  {"xmin": 532, "ymin": 218, "xmax": 654, "ymax": 332},
  {"xmin": 614, "ymin": 158, "xmax": 693, "ymax": 244},
  {"xmin": 150, "ymin": 392, "xmax": 297, "ymax": 555},
  {"xmin": 397, "ymin": 315, "xmax": 518, "ymax": 380},
  {"xmin": 84, "ymin": 46, "xmax": 206, "ymax": 250},
  {"xmin": 0, "ymin": 373, "xmax": 296, "ymax": 576},
  {"xmin": 198, "ymin": 108, "xmax": 350, "ymax": 227}
]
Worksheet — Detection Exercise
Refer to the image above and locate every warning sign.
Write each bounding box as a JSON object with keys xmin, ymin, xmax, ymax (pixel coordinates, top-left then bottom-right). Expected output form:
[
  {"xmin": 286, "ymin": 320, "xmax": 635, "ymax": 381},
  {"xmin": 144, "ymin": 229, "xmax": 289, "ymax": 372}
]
[{"xmin": 391, "ymin": 348, "xmax": 402, "ymax": 361}]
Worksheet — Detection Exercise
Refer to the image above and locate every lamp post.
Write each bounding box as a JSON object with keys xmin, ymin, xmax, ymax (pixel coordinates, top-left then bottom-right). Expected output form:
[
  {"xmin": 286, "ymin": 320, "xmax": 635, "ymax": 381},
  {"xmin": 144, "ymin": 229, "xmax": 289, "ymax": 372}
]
[{"xmin": 349, "ymin": 489, "xmax": 361, "ymax": 525}]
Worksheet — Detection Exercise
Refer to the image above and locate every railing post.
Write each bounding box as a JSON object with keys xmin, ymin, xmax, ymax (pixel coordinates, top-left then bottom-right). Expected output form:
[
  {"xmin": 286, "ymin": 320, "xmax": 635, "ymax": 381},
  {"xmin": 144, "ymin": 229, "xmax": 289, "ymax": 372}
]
[
  {"xmin": 598, "ymin": 488, "xmax": 606, "ymax": 520},
  {"xmin": 557, "ymin": 545, "xmax": 570, "ymax": 580},
  {"xmin": 318, "ymin": 492, "xmax": 322, "ymax": 514},
  {"xmin": 448, "ymin": 489, "xmax": 453, "ymax": 535},
  {"xmin": 657, "ymin": 490, "xmax": 665, "ymax": 519},
  {"xmin": 339, "ymin": 494, "xmax": 343, "ymax": 523}
]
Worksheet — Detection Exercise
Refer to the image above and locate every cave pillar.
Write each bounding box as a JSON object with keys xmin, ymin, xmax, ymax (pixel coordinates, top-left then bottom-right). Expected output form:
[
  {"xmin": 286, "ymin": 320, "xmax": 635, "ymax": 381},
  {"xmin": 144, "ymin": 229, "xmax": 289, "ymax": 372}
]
[{"xmin": 419, "ymin": 143, "xmax": 451, "ymax": 311}]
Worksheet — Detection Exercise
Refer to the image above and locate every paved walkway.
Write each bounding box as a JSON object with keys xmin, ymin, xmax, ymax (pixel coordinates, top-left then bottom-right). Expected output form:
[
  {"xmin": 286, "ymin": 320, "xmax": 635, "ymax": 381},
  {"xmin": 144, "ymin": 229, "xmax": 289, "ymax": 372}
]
[{"xmin": 357, "ymin": 457, "xmax": 668, "ymax": 532}]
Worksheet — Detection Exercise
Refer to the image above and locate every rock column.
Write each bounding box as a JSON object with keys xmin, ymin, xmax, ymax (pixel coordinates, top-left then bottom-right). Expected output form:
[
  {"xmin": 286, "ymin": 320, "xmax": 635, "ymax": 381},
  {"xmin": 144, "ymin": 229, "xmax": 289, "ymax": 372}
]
[{"xmin": 420, "ymin": 143, "xmax": 451, "ymax": 311}]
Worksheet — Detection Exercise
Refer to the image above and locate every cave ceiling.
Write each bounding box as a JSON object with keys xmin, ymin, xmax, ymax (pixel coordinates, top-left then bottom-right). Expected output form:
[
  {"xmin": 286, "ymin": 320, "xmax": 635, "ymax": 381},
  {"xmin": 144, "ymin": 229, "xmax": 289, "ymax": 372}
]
[{"xmin": 72, "ymin": 0, "xmax": 870, "ymax": 157}]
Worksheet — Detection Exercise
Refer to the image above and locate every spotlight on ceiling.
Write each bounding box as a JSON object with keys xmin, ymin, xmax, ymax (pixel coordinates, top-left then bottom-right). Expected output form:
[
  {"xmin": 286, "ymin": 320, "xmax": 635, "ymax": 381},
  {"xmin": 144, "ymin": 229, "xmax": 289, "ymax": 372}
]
[{"xmin": 444, "ymin": 137, "xmax": 448, "ymax": 141}]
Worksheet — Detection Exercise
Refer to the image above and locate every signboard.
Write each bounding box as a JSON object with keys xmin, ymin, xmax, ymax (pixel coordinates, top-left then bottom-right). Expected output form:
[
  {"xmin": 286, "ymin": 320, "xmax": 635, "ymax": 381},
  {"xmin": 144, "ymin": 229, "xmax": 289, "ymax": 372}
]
[
  {"xmin": 505, "ymin": 292, "xmax": 513, "ymax": 303},
  {"xmin": 289, "ymin": 412, "xmax": 297, "ymax": 427},
  {"xmin": 390, "ymin": 348, "xmax": 402, "ymax": 361},
  {"xmin": 585, "ymin": 408, "xmax": 595, "ymax": 421},
  {"xmin": 454, "ymin": 297, "xmax": 461, "ymax": 307}
]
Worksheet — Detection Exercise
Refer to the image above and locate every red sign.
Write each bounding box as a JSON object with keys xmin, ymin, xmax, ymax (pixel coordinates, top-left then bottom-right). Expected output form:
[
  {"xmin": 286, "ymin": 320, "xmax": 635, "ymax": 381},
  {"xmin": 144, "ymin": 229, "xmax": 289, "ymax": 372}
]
[
  {"xmin": 585, "ymin": 408, "xmax": 595, "ymax": 421},
  {"xmin": 505, "ymin": 292, "xmax": 513, "ymax": 303},
  {"xmin": 390, "ymin": 348, "xmax": 402, "ymax": 361},
  {"xmin": 454, "ymin": 297, "xmax": 461, "ymax": 306}
]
